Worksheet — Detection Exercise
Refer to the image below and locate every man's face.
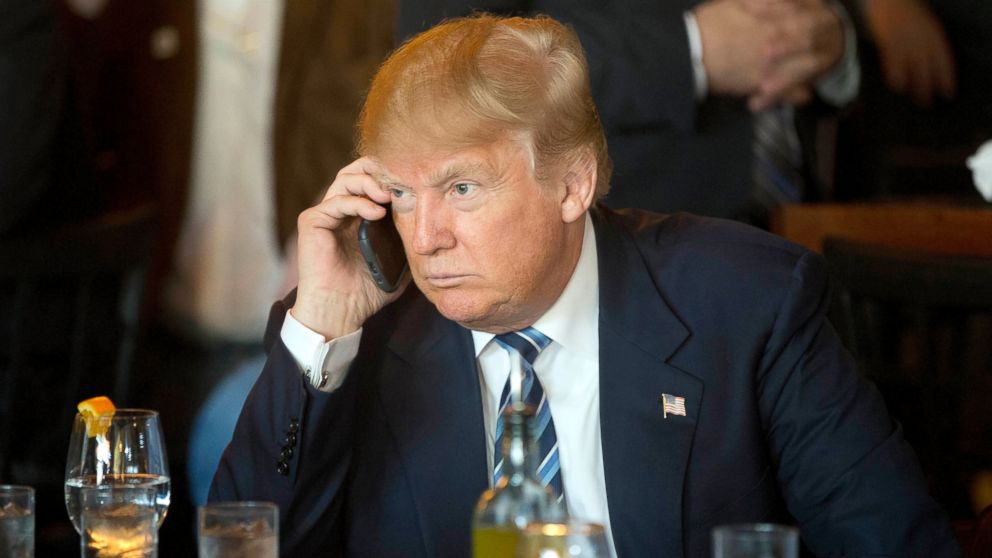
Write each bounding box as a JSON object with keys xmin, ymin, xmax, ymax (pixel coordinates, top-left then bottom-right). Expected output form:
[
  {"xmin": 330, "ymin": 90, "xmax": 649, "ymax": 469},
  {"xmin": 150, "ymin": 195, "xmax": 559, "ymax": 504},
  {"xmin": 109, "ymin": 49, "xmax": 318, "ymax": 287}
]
[{"xmin": 374, "ymin": 139, "xmax": 582, "ymax": 333}]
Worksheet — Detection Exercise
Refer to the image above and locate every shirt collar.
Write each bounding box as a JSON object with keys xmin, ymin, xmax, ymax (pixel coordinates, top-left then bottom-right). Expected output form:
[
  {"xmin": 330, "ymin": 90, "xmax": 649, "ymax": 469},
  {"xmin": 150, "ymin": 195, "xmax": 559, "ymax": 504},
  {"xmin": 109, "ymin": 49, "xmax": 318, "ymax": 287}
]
[{"xmin": 471, "ymin": 212, "xmax": 599, "ymax": 357}]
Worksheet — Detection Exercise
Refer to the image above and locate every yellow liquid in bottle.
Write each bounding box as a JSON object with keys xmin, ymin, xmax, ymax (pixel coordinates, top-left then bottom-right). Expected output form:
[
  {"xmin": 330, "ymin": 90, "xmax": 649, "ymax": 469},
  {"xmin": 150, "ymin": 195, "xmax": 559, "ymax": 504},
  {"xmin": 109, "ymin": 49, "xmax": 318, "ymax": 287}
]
[{"xmin": 472, "ymin": 526, "xmax": 521, "ymax": 557}]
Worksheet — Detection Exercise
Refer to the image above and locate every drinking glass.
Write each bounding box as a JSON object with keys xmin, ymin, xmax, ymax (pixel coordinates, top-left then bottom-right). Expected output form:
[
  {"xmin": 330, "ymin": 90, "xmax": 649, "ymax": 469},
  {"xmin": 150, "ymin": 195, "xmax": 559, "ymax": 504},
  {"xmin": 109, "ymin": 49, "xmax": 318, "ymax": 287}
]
[
  {"xmin": 198, "ymin": 501, "xmax": 278, "ymax": 558},
  {"xmin": 65, "ymin": 409, "xmax": 171, "ymax": 534},
  {"xmin": 519, "ymin": 520, "xmax": 610, "ymax": 557},
  {"xmin": 80, "ymin": 484, "xmax": 158, "ymax": 558},
  {"xmin": 712, "ymin": 523, "xmax": 798, "ymax": 558},
  {"xmin": 0, "ymin": 485, "xmax": 34, "ymax": 558}
]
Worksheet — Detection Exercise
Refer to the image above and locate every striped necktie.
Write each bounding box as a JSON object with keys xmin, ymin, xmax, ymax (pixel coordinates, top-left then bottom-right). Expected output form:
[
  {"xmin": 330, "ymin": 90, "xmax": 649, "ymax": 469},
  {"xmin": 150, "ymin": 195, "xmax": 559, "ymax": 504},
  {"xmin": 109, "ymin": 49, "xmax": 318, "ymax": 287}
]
[
  {"xmin": 492, "ymin": 327, "xmax": 563, "ymax": 499},
  {"xmin": 752, "ymin": 104, "xmax": 804, "ymax": 225}
]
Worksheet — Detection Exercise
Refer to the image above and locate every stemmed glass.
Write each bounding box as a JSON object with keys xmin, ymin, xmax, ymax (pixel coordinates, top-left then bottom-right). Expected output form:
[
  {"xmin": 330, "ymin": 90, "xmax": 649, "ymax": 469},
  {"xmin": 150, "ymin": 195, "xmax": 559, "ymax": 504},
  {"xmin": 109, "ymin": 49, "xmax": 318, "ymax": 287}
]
[{"xmin": 64, "ymin": 409, "xmax": 171, "ymax": 534}]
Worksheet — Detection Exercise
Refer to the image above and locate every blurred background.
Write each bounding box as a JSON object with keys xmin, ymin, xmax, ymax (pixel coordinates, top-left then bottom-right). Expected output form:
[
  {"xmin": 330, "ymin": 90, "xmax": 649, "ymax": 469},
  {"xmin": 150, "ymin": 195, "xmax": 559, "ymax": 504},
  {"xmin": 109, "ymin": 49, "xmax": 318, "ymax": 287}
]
[{"xmin": 0, "ymin": 0, "xmax": 989, "ymax": 554}]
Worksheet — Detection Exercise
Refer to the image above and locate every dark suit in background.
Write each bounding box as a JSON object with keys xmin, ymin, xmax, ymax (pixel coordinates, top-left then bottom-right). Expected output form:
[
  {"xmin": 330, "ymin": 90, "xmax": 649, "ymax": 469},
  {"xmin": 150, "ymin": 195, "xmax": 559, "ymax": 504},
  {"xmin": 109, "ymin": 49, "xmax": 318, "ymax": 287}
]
[
  {"xmin": 0, "ymin": 0, "xmax": 99, "ymax": 238},
  {"xmin": 212, "ymin": 207, "xmax": 957, "ymax": 557},
  {"xmin": 397, "ymin": 1, "xmax": 846, "ymax": 222}
]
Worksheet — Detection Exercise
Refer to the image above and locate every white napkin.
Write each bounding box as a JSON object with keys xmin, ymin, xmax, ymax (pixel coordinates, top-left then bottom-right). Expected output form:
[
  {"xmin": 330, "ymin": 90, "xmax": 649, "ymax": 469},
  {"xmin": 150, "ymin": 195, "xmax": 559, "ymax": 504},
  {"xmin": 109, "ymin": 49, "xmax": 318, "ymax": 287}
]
[{"xmin": 966, "ymin": 140, "xmax": 992, "ymax": 202}]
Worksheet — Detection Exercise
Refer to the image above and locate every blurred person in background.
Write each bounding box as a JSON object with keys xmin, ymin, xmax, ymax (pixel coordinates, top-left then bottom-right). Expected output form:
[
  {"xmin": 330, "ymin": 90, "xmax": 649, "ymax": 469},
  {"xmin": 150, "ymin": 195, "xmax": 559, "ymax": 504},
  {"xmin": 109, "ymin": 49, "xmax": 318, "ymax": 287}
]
[
  {"xmin": 834, "ymin": 0, "xmax": 992, "ymax": 201},
  {"xmin": 398, "ymin": 0, "xmax": 860, "ymax": 227},
  {"xmin": 0, "ymin": 0, "xmax": 99, "ymax": 239}
]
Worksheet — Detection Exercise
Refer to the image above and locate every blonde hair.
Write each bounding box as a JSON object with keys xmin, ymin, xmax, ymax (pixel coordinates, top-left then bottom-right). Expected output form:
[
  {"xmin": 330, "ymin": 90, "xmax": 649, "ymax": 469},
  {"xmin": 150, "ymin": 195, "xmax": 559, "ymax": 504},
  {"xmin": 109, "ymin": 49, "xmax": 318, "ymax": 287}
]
[{"xmin": 358, "ymin": 14, "xmax": 612, "ymax": 198}]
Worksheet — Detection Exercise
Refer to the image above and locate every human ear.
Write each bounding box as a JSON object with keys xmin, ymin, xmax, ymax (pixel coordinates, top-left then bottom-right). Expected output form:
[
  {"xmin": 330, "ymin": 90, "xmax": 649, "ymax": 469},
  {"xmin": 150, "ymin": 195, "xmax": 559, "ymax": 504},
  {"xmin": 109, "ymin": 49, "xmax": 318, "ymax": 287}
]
[{"xmin": 560, "ymin": 148, "xmax": 596, "ymax": 224}]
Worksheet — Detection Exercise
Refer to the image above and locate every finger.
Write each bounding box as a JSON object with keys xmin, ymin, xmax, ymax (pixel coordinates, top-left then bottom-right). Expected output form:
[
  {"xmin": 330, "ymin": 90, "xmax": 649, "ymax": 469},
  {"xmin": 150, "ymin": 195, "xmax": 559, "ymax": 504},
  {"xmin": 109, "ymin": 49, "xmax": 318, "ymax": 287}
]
[
  {"xmin": 759, "ymin": 54, "xmax": 820, "ymax": 99},
  {"xmin": 747, "ymin": 84, "xmax": 810, "ymax": 111},
  {"xmin": 931, "ymin": 36, "xmax": 958, "ymax": 99},
  {"xmin": 879, "ymin": 46, "xmax": 908, "ymax": 93},
  {"xmin": 781, "ymin": 85, "xmax": 812, "ymax": 105},
  {"xmin": 303, "ymin": 195, "xmax": 388, "ymax": 233},
  {"xmin": 324, "ymin": 157, "xmax": 393, "ymax": 204},
  {"xmin": 907, "ymin": 52, "xmax": 935, "ymax": 107},
  {"xmin": 765, "ymin": 2, "xmax": 841, "ymax": 68}
]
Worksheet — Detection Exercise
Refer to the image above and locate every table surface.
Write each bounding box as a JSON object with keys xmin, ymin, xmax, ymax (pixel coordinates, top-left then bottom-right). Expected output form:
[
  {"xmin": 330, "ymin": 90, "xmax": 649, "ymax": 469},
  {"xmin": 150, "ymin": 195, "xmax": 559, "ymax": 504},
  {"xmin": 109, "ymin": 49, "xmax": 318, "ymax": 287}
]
[{"xmin": 770, "ymin": 200, "xmax": 992, "ymax": 257}]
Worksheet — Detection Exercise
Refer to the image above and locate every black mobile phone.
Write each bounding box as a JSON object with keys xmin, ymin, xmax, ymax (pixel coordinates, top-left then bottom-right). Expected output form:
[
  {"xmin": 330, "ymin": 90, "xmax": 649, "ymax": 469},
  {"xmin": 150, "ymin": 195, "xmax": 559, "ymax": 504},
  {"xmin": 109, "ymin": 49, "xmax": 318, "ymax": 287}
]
[{"xmin": 358, "ymin": 214, "xmax": 409, "ymax": 293}]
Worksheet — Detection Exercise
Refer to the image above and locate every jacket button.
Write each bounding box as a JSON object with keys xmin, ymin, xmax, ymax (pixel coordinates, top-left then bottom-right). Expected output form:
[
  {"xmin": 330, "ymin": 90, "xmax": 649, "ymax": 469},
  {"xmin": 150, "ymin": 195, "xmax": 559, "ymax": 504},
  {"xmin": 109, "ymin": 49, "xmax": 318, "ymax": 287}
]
[
  {"xmin": 277, "ymin": 461, "xmax": 289, "ymax": 476},
  {"xmin": 281, "ymin": 447, "xmax": 294, "ymax": 460}
]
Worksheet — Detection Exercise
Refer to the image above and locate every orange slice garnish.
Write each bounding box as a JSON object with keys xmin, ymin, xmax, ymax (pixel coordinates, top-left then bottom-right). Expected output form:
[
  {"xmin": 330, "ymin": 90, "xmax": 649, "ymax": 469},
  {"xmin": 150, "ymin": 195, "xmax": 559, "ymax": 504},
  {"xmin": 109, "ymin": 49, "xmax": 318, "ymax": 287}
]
[{"xmin": 78, "ymin": 395, "xmax": 116, "ymax": 438}]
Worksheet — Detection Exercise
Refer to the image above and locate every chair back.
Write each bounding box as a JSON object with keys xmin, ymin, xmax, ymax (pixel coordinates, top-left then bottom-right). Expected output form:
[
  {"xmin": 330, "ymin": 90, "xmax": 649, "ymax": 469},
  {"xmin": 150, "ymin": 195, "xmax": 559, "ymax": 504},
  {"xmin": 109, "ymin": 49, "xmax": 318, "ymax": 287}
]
[{"xmin": 824, "ymin": 237, "xmax": 992, "ymax": 519}]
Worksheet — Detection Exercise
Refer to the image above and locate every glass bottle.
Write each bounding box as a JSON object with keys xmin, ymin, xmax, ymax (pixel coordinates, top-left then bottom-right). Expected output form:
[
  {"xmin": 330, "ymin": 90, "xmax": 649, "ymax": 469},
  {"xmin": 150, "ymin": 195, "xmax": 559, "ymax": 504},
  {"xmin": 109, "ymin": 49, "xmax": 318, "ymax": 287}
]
[{"xmin": 472, "ymin": 404, "xmax": 567, "ymax": 557}]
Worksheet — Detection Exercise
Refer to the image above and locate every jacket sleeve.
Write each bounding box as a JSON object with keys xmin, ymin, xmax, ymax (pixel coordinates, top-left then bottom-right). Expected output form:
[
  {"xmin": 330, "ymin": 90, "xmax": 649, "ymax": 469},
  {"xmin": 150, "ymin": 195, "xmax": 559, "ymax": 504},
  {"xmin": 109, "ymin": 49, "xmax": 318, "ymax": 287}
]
[
  {"xmin": 757, "ymin": 251, "xmax": 959, "ymax": 557},
  {"xmin": 209, "ymin": 296, "xmax": 360, "ymax": 556}
]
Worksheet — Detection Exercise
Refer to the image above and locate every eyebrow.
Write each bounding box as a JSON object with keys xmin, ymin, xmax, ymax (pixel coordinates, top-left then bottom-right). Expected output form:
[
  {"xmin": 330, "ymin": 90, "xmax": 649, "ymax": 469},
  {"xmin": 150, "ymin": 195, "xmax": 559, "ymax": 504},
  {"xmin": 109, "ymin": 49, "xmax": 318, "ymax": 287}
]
[
  {"xmin": 425, "ymin": 161, "xmax": 493, "ymax": 188},
  {"xmin": 374, "ymin": 160, "xmax": 500, "ymax": 191}
]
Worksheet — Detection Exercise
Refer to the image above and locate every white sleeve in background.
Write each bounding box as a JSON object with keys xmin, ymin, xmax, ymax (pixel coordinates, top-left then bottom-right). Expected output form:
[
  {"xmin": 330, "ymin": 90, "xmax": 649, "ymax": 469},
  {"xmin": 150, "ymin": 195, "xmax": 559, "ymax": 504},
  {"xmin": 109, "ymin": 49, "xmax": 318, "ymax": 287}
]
[
  {"xmin": 280, "ymin": 310, "xmax": 362, "ymax": 392},
  {"xmin": 815, "ymin": 1, "xmax": 860, "ymax": 106},
  {"xmin": 683, "ymin": 11, "xmax": 709, "ymax": 101}
]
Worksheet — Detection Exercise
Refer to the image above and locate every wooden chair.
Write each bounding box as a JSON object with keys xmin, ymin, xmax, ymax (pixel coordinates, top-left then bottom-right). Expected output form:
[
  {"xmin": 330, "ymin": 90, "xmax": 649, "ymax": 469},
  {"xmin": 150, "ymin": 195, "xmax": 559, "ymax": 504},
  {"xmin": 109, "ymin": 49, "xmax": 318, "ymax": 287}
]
[{"xmin": 823, "ymin": 237, "xmax": 992, "ymax": 519}]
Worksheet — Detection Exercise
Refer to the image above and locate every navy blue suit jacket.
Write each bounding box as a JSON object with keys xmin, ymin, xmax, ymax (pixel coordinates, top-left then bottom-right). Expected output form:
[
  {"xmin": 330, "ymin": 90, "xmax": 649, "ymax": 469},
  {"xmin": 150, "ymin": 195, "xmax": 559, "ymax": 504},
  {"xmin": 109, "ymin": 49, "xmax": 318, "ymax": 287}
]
[{"xmin": 211, "ymin": 207, "xmax": 958, "ymax": 557}]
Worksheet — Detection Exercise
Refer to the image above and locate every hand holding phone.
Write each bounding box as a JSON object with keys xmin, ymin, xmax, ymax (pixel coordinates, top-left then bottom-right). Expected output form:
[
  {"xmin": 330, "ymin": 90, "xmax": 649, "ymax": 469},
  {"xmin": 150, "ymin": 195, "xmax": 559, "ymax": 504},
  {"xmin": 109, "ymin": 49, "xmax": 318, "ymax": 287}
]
[
  {"xmin": 292, "ymin": 156, "xmax": 402, "ymax": 339},
  {"xmin": 358, "ymin": 213, "xmax": 409, "ymax": 293}
]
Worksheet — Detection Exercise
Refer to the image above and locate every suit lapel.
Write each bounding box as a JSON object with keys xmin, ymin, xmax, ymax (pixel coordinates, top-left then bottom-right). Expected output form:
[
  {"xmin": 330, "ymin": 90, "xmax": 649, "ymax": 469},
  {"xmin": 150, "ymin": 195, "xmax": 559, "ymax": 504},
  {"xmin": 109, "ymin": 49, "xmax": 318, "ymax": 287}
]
[
  {"xmin": 592, "ymin": 209, "xmax": 703, "ymax": 557},
  {"xmin": 380, "ymin": 297, "xmax": 488, "ymax": 556}
]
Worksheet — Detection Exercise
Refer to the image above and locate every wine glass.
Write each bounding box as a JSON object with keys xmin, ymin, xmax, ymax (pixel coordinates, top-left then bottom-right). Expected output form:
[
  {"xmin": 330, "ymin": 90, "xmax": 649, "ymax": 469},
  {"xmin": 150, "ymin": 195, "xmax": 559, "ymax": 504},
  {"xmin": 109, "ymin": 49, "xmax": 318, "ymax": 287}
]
[{"xmin": 64, "ymin": 409, "xmax": 171, "ymax": 534}]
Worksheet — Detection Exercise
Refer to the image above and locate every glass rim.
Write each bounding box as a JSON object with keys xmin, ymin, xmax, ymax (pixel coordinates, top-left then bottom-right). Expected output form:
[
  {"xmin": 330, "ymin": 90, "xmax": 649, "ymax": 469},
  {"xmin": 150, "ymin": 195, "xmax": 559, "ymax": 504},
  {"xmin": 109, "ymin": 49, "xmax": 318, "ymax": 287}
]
[
  {"xmin": 199, "ymin": 501, "xmax": 278, "ymax": 514},
  {"xmin": 73, "ymin": 408, "xmax": 159, "ymax": 419},
  {"xmin": 0, "ymin": 484, "xmax": 34, "ymax": 495},
  {"xmin": 712, "ymin": 522, "xmax": 799, "ymax": 535}
]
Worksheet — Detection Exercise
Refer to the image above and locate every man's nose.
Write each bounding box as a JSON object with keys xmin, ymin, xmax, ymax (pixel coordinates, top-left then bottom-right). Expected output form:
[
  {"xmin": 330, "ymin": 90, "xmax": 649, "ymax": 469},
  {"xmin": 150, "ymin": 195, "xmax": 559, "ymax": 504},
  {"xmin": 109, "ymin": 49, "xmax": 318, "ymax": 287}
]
[{"xmin": 411, "ymin": 200, "xmax": 456, "ymax": 255}]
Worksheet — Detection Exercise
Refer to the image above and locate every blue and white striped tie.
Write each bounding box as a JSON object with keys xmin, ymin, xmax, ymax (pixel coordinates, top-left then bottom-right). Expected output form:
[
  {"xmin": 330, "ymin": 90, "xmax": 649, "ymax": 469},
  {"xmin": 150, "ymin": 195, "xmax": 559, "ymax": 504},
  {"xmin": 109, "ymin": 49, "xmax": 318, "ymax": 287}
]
[{"xmin": 492, "ymin": 327, "xmax": 563, "ymax": 499}]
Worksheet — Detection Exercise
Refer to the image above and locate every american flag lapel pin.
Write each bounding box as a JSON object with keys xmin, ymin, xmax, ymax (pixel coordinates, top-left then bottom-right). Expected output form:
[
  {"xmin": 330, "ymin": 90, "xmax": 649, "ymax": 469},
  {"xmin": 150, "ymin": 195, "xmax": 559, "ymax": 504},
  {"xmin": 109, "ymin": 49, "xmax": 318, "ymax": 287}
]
[{"xmin": 660, "ymin": 393, "xmax": 686, "ymax": 418}]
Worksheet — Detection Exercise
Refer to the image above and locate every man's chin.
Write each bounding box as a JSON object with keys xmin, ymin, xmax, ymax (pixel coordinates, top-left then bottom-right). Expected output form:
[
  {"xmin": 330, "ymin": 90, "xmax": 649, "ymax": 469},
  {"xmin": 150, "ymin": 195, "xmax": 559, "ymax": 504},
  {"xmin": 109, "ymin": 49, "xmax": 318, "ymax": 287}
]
[{"xmin": 427, "ymin": 291, "xmax": 502, "ymax": 331}]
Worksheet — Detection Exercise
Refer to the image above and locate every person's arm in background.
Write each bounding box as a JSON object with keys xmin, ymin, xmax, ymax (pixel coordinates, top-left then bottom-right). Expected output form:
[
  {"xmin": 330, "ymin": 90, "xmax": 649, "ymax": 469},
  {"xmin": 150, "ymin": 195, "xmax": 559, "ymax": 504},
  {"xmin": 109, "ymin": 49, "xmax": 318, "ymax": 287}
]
[
  {"xmin": 861, "ymin": 0, "xmax": 955, "ymax": 107},
  {"xmin": 694, "ymin": 0, "xmax": 857, "ymax": 111},
  {"xmin": 397, "ymin": 0, "xmax": 856, "ymax": 132},
  {"xmin": 396, "ymin": 1, "xmax": 699, "ymax": 133}
]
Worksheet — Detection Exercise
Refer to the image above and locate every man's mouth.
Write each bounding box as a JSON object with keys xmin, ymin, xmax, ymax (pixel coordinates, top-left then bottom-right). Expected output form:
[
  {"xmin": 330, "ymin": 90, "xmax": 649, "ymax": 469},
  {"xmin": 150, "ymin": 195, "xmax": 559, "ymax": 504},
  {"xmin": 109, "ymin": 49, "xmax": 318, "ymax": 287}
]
[{"xmin": 423, "ymin": 274, "xmax": 470, "ymax": 288}]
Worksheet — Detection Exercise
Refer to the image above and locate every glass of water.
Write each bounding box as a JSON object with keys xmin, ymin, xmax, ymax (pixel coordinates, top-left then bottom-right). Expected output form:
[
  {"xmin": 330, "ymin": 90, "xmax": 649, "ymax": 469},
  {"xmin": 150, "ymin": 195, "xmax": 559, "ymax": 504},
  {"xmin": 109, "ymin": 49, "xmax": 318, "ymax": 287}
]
[
  {"xmin": 64, "ymin": 409, "xmax": 171, "ymax": 535},
  {"xmin": 198, "ymin": 501, "xmax": 278, "ymax": 558},
  {"xmin": 80, "ymin": 484, "xmax": 159, "ymax": 558},
  {"xmin": 712, "ymin": 523, "xmax": 799, "ymax": 558},
  {"xmin": 0, "ymin": 485, "xmax": 34, "ymax": 558}
]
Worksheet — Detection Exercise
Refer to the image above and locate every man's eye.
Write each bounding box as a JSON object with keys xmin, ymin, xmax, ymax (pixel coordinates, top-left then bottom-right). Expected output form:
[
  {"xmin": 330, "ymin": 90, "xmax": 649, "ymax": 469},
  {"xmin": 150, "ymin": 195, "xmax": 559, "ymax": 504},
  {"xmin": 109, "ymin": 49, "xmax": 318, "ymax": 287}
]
[
  {"xmin": 389, "ymin": 188, "xmax": 406, "ymax": 198},
  {"xmin": 453, "ymin": 183, "xmax": 476, "ymax": 196}
]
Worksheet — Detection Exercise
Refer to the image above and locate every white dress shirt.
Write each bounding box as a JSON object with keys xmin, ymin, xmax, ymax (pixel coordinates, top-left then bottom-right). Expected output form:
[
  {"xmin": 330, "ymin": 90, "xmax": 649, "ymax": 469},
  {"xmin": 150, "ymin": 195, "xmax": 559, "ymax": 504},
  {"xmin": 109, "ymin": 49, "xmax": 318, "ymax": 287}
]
[{"xmin": 281, "ymin": 213, "xmax": 617, "ymax": 556}]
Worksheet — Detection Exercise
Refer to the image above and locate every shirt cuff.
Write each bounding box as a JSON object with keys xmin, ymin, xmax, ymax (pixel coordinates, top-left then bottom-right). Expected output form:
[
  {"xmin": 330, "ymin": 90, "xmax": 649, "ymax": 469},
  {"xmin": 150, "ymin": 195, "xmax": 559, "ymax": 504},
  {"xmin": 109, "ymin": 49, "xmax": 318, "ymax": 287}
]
[
  {"xmin": 683, "ymin": 11, "xmax": 708, "ymax": 101},
  {"xmin": 280, "ymin": 310, "xmax": 362, "ymax": 392},
  {"xmin": 815, "ymin": 0, "xmax": 860, "ymax": 106}
]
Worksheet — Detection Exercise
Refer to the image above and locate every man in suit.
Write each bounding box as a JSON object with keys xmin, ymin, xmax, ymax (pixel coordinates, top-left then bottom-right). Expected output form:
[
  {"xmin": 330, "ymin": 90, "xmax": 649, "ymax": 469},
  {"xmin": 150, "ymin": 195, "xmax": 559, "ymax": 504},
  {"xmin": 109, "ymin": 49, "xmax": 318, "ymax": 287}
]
[
  {"xmin": 397, "ymin": 0, "xmax": 859, "ymax": 225},
  {"xmin": 211, "ymin": 14, "xmax": 956, "ymax": 557}
]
